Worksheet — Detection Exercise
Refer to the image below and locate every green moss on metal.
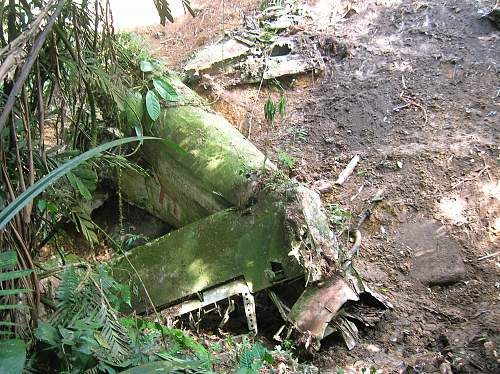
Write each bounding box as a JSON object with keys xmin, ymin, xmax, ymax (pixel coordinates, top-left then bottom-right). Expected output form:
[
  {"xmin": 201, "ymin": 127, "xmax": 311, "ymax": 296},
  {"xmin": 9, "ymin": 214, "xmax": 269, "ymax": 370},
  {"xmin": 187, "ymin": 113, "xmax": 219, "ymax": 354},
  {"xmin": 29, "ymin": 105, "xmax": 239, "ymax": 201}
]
[
  {"xmin": 111, "ymin": 195, "xmax": 303, "ymax": 314},
  {"xmin": 144, "ymin": 105, "xmax": 269, "ymax": 206},
  {"xmin": 121, "ymin": 74, "xmax": 273, "ymax": 228}
]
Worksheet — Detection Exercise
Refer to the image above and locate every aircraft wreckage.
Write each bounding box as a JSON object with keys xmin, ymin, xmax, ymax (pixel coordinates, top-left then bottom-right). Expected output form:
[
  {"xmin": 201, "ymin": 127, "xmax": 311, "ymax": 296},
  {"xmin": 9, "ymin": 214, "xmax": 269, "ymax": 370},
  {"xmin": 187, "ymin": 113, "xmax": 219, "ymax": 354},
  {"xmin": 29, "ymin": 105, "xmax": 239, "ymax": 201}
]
[{"xmin": 110, "ymin": 75, "xmax": 392, "ymax": 350}]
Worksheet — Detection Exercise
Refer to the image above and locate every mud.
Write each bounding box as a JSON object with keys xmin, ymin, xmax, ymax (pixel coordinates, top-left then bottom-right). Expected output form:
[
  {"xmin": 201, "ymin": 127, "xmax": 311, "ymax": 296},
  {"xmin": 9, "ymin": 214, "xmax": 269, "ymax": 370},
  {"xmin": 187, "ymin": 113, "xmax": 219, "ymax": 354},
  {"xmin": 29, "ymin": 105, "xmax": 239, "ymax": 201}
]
[{"xmin": 268, "ymin": 1, "xmax": 499, "ymax": 372}]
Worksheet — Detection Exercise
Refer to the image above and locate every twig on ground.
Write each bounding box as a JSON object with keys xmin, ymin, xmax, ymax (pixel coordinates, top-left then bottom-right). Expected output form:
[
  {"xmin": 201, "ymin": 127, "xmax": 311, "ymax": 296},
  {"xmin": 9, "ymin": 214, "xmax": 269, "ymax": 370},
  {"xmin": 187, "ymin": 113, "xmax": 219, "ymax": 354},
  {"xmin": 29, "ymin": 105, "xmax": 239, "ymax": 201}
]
[
  {"xmin": 343, "ymin": 189, "xmax": 385, "ymax": 270},
  {"xmin": 356, "ymin": 188, "xmax": 385, "ymax": 230},
  {"xmin": 350, "ymin": 184, "xmax": 364, "ymax": 201},
  {"xmin": 478, "ymin": 251, "xmax": 500, "ymax": 261},
  {"xmin": 348, "ymin": 229, "xmax": 362, "ymax": 258},
  {"xmin": 335, "ymin": 155, "xmax": 360, "ymax": 185},
  {"xmin": 399, "ymin": 93, "xmax": 428, "ymax": 125},
  {"xmin": 452, "ymin": 164, "xmax": 490, "ymax": 189}
]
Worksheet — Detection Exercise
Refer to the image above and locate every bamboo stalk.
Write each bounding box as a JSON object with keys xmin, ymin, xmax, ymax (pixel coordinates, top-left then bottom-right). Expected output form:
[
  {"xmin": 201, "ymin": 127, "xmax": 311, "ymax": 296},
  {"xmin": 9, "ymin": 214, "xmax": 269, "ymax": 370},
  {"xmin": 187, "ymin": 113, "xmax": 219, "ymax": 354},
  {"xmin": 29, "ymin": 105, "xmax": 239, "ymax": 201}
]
[{"xmin": 0, "ymin": 0, "xmax": 65, "ymax": 135}]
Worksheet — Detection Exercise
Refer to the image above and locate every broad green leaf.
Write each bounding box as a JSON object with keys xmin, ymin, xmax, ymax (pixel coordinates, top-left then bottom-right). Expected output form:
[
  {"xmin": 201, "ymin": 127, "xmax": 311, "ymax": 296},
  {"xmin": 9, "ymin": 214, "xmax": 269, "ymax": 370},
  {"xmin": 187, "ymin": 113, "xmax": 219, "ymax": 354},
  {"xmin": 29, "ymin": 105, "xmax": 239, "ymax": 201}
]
[
  {"xmin": 66, "ymin": 171, "xmax": 77, "ymax": 189},
  {"xmin": 34, "ymin": 321, "xmax": 60, "ymax": 346},
  {"xmin": 139, "ymin": 60, "xmax": 154, "ymax": 72},
  {"xmin": 73, "ymin": 164, "xmax": 98, "ymax": 193},
  {"xmin": 264, "ymin": 96, "xmax": 276, "ymax": 124},
  {"xmin": 118, "ymin": 318, "xmax": 136, "ymax": 329},
  {"xmin": 278, "ymin": 95, "xmax": 286, "ymax": 117},
  {"xmin": 46, "ymin": 201, "xmax": 58, "ymax": 214},
  {"xmin": 36, "ymin": 199, "xmax": 47, "ymax": 212},
  {"xmin": 124, "ymin": 91, "xmax": 144, "ymax": 127},
  {"xmin": 153, "ymin": 79, "xmax": 178, "ymax": 102},
  {"xmin": 0, "ymin": 137, "xmax": 158, "ymax": 230},
  {"xmin": 145, "ymin": 90, "xmax": 161, "ymax": 121},
  {"xmin": 263, "ymin": 352, "xmax": 274, "ymax": 365},
  {"xmin": 58, "ymin": 327, "xmax": 74, "ymax": 344},
  {"xmin": 0, "ymin": 250, "xmax": 17, "ymax": 269},
  {"xmin": 0, "ymin": 269, "xmax": 32, "ymax": 282},
  {"xmin": 67, "ymin": 172, "xmax": 91, "ymax": 200},
  {"xmin": 0, "ymin": 339, "xmax": 26, "ymax": 374},
  {"xmin": 74, "ymin": 174, "xmax": 92, "ymax": 200}
]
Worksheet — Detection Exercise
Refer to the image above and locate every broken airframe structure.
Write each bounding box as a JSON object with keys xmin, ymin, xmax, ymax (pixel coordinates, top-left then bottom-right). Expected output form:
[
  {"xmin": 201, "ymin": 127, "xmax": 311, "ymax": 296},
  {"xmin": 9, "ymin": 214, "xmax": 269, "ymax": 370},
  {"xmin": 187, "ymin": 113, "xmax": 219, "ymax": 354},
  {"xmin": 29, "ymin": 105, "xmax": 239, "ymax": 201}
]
[
  {"xmin": 110, "ymin": 72, "xmax": 391, "ymax": 350},
  {"xmin": 183, "ymin": 1, "xmax": 325, "ymax": 84}
]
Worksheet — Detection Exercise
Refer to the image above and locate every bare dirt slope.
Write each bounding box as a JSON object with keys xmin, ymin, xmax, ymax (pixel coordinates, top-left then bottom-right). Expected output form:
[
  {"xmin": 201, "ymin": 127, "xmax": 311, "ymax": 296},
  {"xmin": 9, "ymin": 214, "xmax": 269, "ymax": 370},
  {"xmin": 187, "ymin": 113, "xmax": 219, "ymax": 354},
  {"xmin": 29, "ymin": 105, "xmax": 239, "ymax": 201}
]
[
  {"xmin": 267, "ymin": 1, "xmax": 499, "ymax": 372},
  {"xmin": 141, "ymin": 0, "xmax": 499, "ymax": 372},
  {"xmin": 135, "ymin": 0, "xmax": 261, "ymax": 68}
]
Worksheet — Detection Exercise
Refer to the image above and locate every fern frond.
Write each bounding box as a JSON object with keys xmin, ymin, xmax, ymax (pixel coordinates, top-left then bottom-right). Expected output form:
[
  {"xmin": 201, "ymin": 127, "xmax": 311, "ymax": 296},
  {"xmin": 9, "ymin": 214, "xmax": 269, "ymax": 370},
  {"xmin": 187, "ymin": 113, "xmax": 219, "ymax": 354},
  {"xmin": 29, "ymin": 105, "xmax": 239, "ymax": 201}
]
[
  {"xmin": 49, "ymin": 265, "xmax": 133, "ymax": 368},
  {"xmin": 52, "ymin": 266, "xmax": 81, "ymax": 325},
  {"xmin": 96, "ymin": 302, "xmax": 132, "ymax": 365}
]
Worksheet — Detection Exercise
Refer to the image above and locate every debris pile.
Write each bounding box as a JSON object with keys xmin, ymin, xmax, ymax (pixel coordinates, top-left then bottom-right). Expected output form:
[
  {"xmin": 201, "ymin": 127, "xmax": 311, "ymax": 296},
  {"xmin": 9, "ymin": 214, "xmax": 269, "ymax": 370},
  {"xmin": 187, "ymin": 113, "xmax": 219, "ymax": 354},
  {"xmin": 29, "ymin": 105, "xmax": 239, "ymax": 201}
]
[{"xmin": 184, "ymin": 0, "xmax": 324, "ymax": 84}]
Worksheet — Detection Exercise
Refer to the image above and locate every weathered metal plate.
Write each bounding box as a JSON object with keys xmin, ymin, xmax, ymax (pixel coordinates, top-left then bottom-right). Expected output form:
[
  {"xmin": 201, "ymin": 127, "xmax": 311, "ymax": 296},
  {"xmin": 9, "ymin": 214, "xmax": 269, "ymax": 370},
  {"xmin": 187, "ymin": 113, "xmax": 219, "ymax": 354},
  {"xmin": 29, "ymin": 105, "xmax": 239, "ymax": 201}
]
[{"xmin": 111, "ymin": 195, "xmax": 304, "ymax": 314}]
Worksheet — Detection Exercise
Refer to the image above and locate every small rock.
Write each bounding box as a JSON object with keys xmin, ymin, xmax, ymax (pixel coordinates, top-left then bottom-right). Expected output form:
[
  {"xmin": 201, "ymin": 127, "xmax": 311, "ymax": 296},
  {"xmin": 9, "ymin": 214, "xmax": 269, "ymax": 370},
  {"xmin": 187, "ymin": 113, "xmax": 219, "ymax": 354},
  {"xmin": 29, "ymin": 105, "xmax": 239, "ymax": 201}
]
[
  {"xmin": 484, "ymin": 340, "xmax": 498, "ymax": 361},
  {"xmin": 366, "ymin": 343, "xmax": 380, "ymax": 353},
  {"xmin": 311, "ymin": 179, "xmax": 333, "ymax": 194},
  {"xmin": 439, "ymin": 361, "xmax": 453, "ymax": 374},
  {"xmin": 400, "ymin": 222, "xmax": 466, "ymax": 286}
]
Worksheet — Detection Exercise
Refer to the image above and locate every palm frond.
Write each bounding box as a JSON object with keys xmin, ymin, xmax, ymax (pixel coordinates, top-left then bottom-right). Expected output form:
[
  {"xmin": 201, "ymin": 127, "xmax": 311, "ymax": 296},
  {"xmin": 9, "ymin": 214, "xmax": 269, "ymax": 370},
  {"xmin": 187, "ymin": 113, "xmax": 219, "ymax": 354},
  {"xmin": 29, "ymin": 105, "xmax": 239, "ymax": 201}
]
[
  {"xmin": 0, "ymin": 251, "xmax": 33, "ymax": 336},
  {"xmin": 0, "ymin": 136, "xmax": 157, "ymax": 230}
]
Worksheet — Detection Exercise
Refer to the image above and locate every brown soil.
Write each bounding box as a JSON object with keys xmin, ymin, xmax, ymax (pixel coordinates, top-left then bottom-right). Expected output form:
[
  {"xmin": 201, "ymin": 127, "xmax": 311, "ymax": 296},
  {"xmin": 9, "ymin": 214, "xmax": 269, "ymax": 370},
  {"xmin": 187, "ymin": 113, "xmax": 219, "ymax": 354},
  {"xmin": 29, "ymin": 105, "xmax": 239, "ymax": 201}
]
[
  {"xmin": 140, "ymin": 0, "xmax": 499, "ymax": 372},
  {"xmin": 135, "ymin": 0, "xmax": 261, "ymax": 68}
]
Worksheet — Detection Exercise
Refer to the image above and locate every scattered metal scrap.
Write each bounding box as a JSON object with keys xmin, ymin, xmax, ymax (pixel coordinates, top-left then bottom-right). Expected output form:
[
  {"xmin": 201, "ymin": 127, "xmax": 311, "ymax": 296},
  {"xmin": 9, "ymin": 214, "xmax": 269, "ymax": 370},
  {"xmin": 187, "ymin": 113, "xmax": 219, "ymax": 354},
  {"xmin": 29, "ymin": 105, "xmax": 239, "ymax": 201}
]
[{"xmin": 183, "ymin": 0, "xmax": 324, "ymax": 83}]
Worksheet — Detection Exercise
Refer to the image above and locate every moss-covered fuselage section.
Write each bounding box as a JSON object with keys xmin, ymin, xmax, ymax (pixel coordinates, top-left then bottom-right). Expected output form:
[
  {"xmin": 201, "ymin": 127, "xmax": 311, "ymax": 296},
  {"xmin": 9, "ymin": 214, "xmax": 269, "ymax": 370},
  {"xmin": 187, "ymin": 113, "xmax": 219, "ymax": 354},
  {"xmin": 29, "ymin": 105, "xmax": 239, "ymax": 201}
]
[
  {"xmin": 111, "ymin": 195, "xmax": 303, "ymax": 314},
  {"xmin": 121, "ymin": 75, "xmax": 274, "ymax": 228}
]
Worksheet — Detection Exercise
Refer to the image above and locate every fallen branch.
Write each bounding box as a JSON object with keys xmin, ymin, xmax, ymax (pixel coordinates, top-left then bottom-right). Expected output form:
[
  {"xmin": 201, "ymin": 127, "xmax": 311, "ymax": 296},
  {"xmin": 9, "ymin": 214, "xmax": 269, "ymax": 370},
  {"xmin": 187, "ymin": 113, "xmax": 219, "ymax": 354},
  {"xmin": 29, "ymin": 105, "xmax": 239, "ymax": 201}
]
[
  {"xmin": 335, "ymin": 155, "xmax": 360, "ymax": 185},
  {"xmin": 399, "ymin": 93, "xmax": 428, "ymax": 125}
]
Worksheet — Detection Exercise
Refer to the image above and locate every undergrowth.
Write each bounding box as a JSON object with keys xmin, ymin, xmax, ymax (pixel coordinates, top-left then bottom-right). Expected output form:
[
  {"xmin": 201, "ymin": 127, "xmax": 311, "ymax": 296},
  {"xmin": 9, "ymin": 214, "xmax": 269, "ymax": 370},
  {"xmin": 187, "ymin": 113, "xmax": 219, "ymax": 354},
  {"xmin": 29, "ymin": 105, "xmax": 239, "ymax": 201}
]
[{"xmin": 30, "ymin": 263, "xmax": 212, "ymax": 373}]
